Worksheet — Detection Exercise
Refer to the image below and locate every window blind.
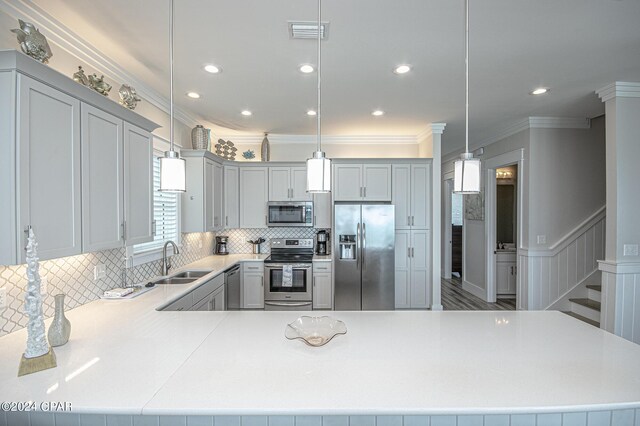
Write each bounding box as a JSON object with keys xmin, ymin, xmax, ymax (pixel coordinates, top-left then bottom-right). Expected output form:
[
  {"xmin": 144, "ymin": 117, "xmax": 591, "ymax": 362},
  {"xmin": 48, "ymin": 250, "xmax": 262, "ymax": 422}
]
[{"xmin": 133, "ymin": 155, "xmax": 179, "ymax": 253}]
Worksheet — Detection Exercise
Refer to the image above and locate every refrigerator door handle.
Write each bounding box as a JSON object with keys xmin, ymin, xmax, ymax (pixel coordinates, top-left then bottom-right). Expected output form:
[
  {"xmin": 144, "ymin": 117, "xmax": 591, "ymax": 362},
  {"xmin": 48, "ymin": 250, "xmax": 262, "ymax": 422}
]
[
  {"xmin": 356, "ymin": 222, "xmax": 361, "ymax": 270},
  {"xmin": 362, "ymin": 222, "xmax": 366, "ymax": 269}
]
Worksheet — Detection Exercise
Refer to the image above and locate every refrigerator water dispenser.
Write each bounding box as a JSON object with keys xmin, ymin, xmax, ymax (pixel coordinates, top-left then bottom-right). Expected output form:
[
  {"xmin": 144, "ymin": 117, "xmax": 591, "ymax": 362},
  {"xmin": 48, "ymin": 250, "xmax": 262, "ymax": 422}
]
[{"xmin": 339, "ymin": 235, "xmax": 356, "ymax": 260}]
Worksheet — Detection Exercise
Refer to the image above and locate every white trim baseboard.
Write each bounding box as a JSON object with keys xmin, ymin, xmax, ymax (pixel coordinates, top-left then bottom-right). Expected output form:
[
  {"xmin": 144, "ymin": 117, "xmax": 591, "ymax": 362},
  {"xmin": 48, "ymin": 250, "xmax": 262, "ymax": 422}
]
[{"xmin": 463, "ymin": 280, "xmax": 487, "ymax": 301}]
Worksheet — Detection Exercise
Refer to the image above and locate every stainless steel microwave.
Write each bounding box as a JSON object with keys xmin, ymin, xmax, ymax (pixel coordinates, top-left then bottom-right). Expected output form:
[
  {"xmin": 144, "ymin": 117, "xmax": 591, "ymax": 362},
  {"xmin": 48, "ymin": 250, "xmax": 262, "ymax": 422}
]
[{"xmin": 267, "ymin": 202, "xmax": 313, "ymax": 227}]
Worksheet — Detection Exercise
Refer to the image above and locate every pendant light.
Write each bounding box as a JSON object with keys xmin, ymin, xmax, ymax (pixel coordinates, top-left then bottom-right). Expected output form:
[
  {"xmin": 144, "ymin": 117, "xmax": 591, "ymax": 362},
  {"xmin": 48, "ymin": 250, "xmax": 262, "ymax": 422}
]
[
  {"xmin": 454, "ymin": 0, "xmax": 481, "ymax": 194},
  {"xmin": 306, "ymin": 0, "xmax": 331, "ymax": 193},
  {"xmin": 159, "ymin": 0, "xmax": 186, "ymax": 192}
]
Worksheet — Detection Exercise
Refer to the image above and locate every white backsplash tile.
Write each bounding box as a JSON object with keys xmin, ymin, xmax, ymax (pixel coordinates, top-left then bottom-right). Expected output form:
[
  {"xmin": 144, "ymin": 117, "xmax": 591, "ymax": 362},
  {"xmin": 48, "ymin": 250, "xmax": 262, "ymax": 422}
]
[{"xmin": 220, "ymin": 228, "xmax": 329, "ymax": 254}]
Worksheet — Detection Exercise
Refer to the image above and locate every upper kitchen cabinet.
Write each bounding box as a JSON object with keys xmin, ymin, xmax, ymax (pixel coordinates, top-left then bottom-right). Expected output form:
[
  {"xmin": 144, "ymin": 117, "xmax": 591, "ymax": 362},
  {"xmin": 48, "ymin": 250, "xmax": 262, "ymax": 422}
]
[
  {"xmin": 268, "ymin": 166, "xmax": 311, "ymax": 201},
  {"xmin": 181, "ymin": 150, "xmax": 224, "ymax": 232},
  {"xmin": 224, "ymin": 165, "xmax": 239, "ymax": 228},
  {"xmin": 333, "ymin": 163, "xmax": 391, "ymax": 201},
  {"xmin": 313, "ymin": 192, "xmax": 332, "ymax": 229},
  {"xmin": 0, "ymin": 50, "xmax": 159, "ymax": 265},
  {"xmin": 392, "ymin": 162, "xmax": 432, "ymax": 230},
  {"xmin": 240, "ymin": 166, "xmax": 269, "ymax": 228}
]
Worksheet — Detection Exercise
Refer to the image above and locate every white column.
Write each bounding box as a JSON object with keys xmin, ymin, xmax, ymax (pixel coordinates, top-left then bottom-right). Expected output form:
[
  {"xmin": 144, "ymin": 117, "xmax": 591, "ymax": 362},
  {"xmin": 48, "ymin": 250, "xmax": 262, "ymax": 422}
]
[
  {"xmin": 430, "ymin": 123, "xmax": 446, "ymax": 310},
  {"xmin": 596, "ymin": 82, "xmax": 640, "ymax": 344}
]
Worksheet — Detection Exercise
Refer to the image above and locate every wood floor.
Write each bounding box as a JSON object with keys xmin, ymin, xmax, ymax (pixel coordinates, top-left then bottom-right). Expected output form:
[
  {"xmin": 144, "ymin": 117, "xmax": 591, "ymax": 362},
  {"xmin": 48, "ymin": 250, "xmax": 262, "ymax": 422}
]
[{"xmin": 442, "ymin": 277, "xmax": 516, "ymax": 311}]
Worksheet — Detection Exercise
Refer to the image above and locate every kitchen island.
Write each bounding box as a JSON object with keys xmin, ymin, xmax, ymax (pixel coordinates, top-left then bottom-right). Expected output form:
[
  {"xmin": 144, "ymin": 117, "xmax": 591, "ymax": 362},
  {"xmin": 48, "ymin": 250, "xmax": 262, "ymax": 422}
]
[{"xmin": 0, "ymin": 257, "xmax": 639, "ymax": 426}]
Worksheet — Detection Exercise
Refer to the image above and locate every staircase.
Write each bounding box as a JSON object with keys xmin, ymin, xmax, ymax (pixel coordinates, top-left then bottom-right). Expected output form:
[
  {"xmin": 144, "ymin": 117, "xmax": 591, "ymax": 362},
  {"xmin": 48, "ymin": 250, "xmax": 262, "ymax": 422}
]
[{"xmin": 562, "ymin": 275, "xmax": 601, "ymax": 327}]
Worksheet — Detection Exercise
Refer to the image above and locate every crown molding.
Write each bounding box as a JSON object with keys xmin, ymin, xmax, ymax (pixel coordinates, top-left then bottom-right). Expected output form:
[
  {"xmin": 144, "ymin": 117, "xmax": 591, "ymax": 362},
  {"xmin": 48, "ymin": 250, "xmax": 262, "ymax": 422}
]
[
  {"xmin": 0, "ymin": 0, "xmax": 201, "ymax": 128},
  {"xmin": 596, "ymin": 82, "xmax": 640, "ymax": 103},
  {"xmin": 216, "ymin": 134, "xmax": 419, "ymax": 145}
]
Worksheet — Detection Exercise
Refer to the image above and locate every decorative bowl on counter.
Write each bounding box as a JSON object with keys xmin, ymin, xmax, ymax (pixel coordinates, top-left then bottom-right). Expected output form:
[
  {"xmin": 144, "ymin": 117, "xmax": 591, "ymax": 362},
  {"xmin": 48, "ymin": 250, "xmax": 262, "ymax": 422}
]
[{"xmin": 285, "ymin": 316, "xmax": 347, "ymax": 347}]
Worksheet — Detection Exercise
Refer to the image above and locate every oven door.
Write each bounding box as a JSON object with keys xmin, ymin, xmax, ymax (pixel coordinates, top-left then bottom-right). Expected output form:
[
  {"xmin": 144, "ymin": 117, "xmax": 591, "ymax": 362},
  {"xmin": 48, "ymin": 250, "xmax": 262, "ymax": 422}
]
[
  {"xmin": 267, "ymin": 202, "xmax": 313, "ymax": 227},
  {"xmin": 264, "ymin": 264, "xmax": 312, "ymax": 302}
]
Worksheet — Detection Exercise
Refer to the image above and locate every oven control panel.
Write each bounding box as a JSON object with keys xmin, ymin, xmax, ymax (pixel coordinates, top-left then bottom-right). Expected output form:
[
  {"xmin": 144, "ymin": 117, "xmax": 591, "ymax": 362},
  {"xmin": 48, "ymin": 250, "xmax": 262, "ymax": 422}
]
[{"xmin": 270, "ymin": 238, "xmax": 314, "ymax": 248}]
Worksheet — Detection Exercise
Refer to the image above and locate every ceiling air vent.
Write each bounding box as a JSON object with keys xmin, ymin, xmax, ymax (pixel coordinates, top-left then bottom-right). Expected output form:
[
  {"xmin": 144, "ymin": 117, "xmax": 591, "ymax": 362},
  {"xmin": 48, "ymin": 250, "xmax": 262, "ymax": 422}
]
[{"xmin": 288, "ymin": 21, "xmax": 329, "ymax": 40}]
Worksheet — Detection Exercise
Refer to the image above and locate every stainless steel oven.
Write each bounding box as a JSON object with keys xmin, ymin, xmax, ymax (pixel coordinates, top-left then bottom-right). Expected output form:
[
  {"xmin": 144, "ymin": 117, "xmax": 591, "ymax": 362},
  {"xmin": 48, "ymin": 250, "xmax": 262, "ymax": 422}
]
[
  {"xmin": 267, "ymin": 202, "xmax": 313, "ymax": 227},
  {"xmin": 264, "ymin": 238, "xmax": 314, "ymax": 310}
]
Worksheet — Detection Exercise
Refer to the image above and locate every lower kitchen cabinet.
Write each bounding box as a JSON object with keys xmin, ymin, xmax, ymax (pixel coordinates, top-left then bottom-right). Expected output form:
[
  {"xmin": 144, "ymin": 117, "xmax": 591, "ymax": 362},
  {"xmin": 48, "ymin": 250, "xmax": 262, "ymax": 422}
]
[
  {"xmin": 496, "ymin": 252, "xmax": 517, "ymax": 295},
  {"xmin": 162, "ymin": 273, "xmax": 225, "ymax": 311},
  {"xmin": 242, "ymin": 262, "xmax": 264, "ymax": 309},
  {"xmin": 395, "ymin": 229, "xmax": 431, "ymax": 309},
  {"xmin": 312, "ymin": 261, "xmax": 332, "ymax": 309},
  {"xmin": 163, "ymin": 292, "xmax": 194, "ymax": 312}
]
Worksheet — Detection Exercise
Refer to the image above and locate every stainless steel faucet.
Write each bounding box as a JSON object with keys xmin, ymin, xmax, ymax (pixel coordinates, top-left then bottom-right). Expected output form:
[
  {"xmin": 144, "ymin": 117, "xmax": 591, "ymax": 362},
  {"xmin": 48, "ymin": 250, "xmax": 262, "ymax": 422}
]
[{"xmin": 161, "ymin": 240, "xmax": 180, "ymax": 275}]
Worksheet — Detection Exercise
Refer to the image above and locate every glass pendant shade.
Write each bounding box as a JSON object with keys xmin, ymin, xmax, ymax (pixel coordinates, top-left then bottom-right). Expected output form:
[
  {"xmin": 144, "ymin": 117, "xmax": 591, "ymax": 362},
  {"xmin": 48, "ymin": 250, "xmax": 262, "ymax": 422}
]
[
  {"xmin": 306, "ymin": 151, "xmax": 331, "ymax": 193},
  {"xmin": 454, "ymin": 153, "xmax": 481, "ymax": 194},
  {"xmin": 159, "ymin": 151, "xmax": 186, "ymax": 192}
]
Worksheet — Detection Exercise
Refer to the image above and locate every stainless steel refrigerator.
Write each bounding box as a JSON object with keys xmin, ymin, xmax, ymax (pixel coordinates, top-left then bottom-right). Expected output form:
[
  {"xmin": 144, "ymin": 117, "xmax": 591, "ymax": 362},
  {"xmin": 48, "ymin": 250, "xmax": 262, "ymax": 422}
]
[{"xmin": 334, "ymin": 204, "xmax": 395, "ymax": 310}]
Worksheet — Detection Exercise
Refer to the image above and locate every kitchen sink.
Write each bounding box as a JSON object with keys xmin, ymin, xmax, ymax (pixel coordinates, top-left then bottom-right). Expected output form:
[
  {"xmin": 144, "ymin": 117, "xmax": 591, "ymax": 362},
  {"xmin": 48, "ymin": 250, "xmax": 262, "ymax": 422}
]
[
  {"xmin": 152, "ymin": 277, "xmax": 198, "ymax": 285},
  {"xmin": 172, "ymin": 270, "xmax": 211, "ymax": 279}
]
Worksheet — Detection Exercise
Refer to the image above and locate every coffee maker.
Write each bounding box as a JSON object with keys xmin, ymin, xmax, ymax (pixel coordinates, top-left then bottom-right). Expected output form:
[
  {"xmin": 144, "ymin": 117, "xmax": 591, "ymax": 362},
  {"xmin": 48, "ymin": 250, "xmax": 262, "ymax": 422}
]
[
  {"xmin": 215, "ymin": 236, "xmax": 229, "ymax": 255},
  {"xmin": 315, "ymin": 230, "xmax": 330, "ymax": 255}
]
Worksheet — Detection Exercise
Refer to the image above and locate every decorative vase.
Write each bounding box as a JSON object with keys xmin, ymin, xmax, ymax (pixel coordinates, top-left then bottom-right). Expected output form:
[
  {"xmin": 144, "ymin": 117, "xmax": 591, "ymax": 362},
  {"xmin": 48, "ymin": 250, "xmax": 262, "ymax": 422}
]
[
  {"xmin": 260, "ymin": 133, "xmax": 271, "ymax": 162},
  {"xmin": 47, "ymin": 294, "xmax": 71, "ymax": 347},
  {"xmin": 191, "ymin": 125, "xmax": 210, "ymax": 150}
]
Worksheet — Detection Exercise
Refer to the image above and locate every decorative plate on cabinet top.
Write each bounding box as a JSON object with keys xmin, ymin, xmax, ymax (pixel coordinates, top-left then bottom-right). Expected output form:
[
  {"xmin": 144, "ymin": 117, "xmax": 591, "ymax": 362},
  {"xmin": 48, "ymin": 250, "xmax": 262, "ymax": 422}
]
[{"xmin": 285, "ymin": 316, "xmax": 347, "ymax": 347}]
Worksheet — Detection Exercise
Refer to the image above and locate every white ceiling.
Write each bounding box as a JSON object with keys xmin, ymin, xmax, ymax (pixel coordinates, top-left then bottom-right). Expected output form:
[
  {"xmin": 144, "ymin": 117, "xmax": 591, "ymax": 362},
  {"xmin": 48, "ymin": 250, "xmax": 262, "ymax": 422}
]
[{"xmin": 31, "ymin": 0, "xmax": 640, "ymax": 153}]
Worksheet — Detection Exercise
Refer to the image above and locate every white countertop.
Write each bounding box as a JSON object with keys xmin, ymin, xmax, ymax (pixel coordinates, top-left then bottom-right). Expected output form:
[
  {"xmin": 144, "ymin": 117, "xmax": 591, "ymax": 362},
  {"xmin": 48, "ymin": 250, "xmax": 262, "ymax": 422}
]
[{"xmin": 1, "ymin": 255, "xmax": 639, "ymax": 416}]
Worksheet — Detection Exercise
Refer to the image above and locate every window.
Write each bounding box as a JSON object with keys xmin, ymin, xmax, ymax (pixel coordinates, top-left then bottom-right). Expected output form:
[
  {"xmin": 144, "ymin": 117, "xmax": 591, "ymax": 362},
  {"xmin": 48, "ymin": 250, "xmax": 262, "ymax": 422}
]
[{"xmin": 133, "ymin": 152, "xmax": 180, "ymax": 254}]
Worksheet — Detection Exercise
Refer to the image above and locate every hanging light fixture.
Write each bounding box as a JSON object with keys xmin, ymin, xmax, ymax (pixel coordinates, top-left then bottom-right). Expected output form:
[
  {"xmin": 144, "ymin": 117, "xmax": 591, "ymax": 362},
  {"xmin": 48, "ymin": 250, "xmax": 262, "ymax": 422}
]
[
  {"xmin": 159, "ymin": 0, "xmax": 186, "ymax": 192},
  {"xmin": 306, "ymin": 0, "xmax": 331, "ymax": 193},
  {"xmin": 454, "ymin": 0, "xmax": 481, "ymax": 194}
]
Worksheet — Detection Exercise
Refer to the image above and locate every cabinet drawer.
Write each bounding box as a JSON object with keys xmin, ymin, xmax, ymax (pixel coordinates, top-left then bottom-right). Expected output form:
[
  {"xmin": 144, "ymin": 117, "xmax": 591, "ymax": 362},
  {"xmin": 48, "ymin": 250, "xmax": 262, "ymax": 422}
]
[
  {"xmin": 163, "ymin": 293, "xmax": 194, "ymax": 311},
  {"xmin": 243, "ymin": 263, "xmax": 264, "ymax": 273},
  {"xmin": 313, "ymin": 263, "xmax": 332, "ymax": 273},
  {"xmin": 192, "ymin": 273, "xmax": 224, "ymax": 303}
]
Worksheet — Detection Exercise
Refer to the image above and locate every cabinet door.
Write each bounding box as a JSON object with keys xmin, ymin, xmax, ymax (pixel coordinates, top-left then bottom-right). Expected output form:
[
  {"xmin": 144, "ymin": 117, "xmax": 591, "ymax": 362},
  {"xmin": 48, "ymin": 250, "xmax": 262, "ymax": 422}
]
[
  {"xmin": 333, "ymin": 164, "xmax": 362, "ymax": 201},
  {"xmin": 163, "ymin": 293, "xmax": 194, "ymax": 311},
  {"xmin": 363, "ymin": 164, "xmax": 392, "ymax": 201},
  {"xmin": 496, "ymin": 263, "xmax": 512, "ymax": 295},
  {"xmin": 392, "ymin": 165, "xmax": 411, "ymax": 230},
  {"xmin": 394, "ymin": 230, "xmax": 411, "ymax": 309},
  {"xmin": 81, "ymin": 104, "xmax": 124, "ymax": 252},
  {"xmin": 224, "ymin": 165, "xmax": 239, "ymax": 228},
  {"xmin": 269, "ymin": 167, "xmax": 291, "ymax": 201},
  {"xmin": 242, "ymin": 273, "xmax": 264, "ymax": 309},
  {"xmin": 313, "ymin": 272, "xmax": 333, "ymax": 309},
  {"xmin": 124, "ymin": 122, "xmax": 153, "ymax": 245},
  {"xmin": 213, "ymin": 163, "xmax": 224, "ymax": 230},
  {"xmin": 411, "ymin": 163, "xmax": 431, "ymax": 229},
  {"xmin": 212, "ymin": 287, "xmax": 225, "ymax": 311},
  {"xmin": 18, "ymin": 75, "xmax": 81, "ymax": 262},
  {"xmin": 313, "ymin": 192, "xmax": 332, "ymax": 229},
  {"xmin": 410, "ymin": 230, "xmax": 430, "ymax": 309},
  {"xmin": 192, "ymin": 295, "xmax": 212, "ymax": 311},
  {"xmin": 204, "ymin": 159, "xmax": 215, "ymax": 232},
  {"xmin": 240, "ymin": 167, "xmax": 268, "ymax": 228},
  {"xmin": 291, "ymin": 167, "xmax": 311, "ymax": 201}
]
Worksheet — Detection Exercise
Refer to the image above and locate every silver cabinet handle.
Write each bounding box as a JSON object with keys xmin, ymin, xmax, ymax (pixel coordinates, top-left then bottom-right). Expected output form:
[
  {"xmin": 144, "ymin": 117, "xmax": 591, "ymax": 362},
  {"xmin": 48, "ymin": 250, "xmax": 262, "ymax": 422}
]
[
  {"xmin": 362, "ymin": 222, "xmax": 366, "ymax": 269},
  {"xmin": 152, "ymin": 220, "xmax": 157, "ymax": 236},
  {"xmin": 364, "ymin": 187, "xmax": 367, "ymax": 198},
  {"xmin": 411, "ymin": 247, "xmax": 415, "ymax": 257},
  {"xmin": 356, "ymin": 223, "xmax": 361, "ymax": 269},
  {"xmin": 408, "ymin": 216, "xmax": 411, "ymax": 226},
  {"xmin": 412, "ymin": 216, "xmax": 415, "ymax": 226},
  {"xmin": 265, "ymin": 215, "xmax": 267, "ymax": 225},
  {"xmin": 261, "ymin": 276, "xmax": 264, "ymax": 287},
  {"xmin": 408, "ymin": 247, "xmax": 411, "ymax": 258},
  {"xmin": 226, "ymin": 216, "xmax": 228, "ymax": 226}
]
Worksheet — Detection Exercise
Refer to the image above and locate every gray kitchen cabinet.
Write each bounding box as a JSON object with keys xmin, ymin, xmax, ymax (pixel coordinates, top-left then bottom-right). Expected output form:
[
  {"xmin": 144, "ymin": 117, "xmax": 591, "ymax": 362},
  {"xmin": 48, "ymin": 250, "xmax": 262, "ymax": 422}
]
[
  {"xmin": 392, "ymin": 162, "xmax": 431, "ymax": 230},
  {"xmin": 81, "ymin": 104, "xmax": 124, "ymax": 252},
  {"xmin": 496, "ymin": 252, "xmax": 517, "ymax": 295},
  {"xmin": 123, "ymin": 122, "xmax": 154, "ymax": 245},
  {"xmin": 268, "ymin": 166, "xmax": 310, "ymax": 201},
  {"xmin": 0, "ymin": 51, "xmax": 158, "ymax": 265},
  {"xmin": 313, "ymin": 192, "xmax": 332, "ymax": 229},
  {"xmin": 242, "ymin": 262, "xmax": 264, "ymax": 309},
  {"xmin": 333, "ymin": 163, "xmax": 391, "ymax": 201},
  {"xmin": 224, "ymin": 165, "xmax": 240, "ymax": 228},
  {"xmin": 240, "ymin": 167, "xmax": 269, "ymax": 228},
  {"xmin": 395, "ymin": 229, "xmax": 431, "ymax": 309},
  {"xmin": 181, "ymin": 151, "xmax": 224, "ymax": 232},
  {"xmin": 212, "ymin": 286, "xmax": 225, "ymax": 311},
  {"xmin": 163, "ymin": 292, "xmax": 194, "ymax": 311},
  {"xmin": 312, "ymin": 261, "xmax": 332, "ymax": 309},
  {"xmin": 11, "ymin": 75, "xmax": 82, "ymax": 263}
]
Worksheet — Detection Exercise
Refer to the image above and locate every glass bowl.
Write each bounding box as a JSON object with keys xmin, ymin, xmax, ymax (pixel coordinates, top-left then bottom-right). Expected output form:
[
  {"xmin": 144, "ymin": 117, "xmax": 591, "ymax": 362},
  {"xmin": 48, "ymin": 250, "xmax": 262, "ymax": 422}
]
[{"xmin": 285, "ymin": 316, "xmax": 347, "ymax": 347}]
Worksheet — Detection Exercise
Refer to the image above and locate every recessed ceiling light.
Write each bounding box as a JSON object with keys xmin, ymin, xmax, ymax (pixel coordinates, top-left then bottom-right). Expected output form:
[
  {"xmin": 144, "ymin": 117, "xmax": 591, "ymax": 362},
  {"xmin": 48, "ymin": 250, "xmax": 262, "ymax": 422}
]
[
  {"xmin": 530, "ymin": 87, "xmax": 549, "ymax": 95},
  {"xmin": 394, "ymin": 65, "xmax": 411, "ymax": 74},
  {"xmin": 372, "ymin": 110, "xmax": 385, "ymax": 116},
  {"xmin": 307, "ymin": 110, "xmax": 317, "ymax": 116},
  {"xmin": 241, "ymin": 110, "xmax": 252, "ymax": 116},
  {"xmin": 299, "ymin": 64, "xmax": 315, "ymax": 73},
  {"xmin": 186, "ymin": 92, "xmax": 200, "ymax": 99},
  {"xmin": 204, "ymin": 64, "xmax": 221, "ymax": 74}
]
